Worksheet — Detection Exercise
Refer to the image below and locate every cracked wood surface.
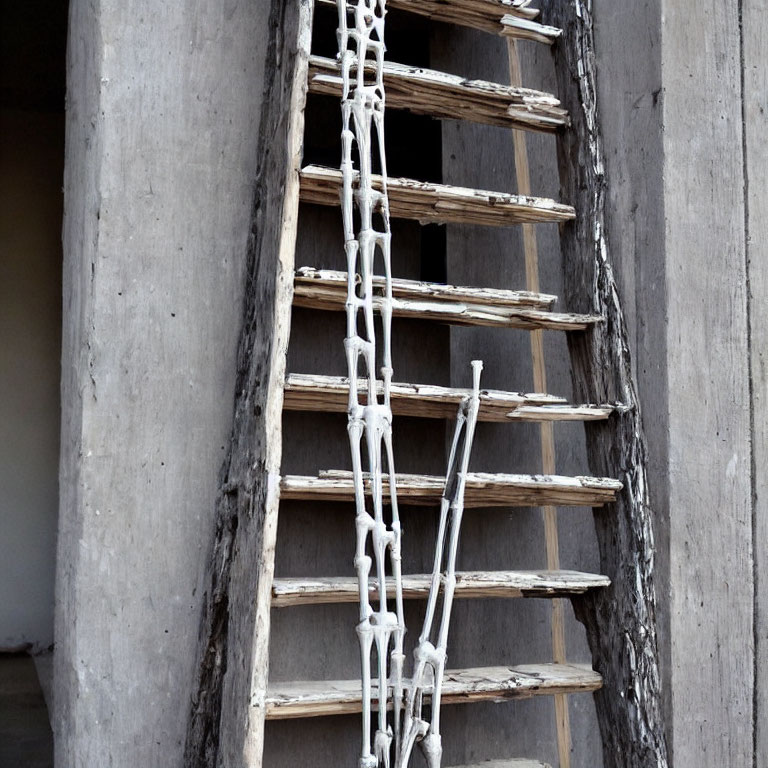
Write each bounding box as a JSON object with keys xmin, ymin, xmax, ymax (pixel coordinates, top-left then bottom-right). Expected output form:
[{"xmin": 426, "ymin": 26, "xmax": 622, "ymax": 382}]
[
  {"xmin": 283, "ymin": 373, "xmax": 614, "ymax": 423},
  {"xmin": 271, "ymin": 570, "xmax": 610, "ymax": 607},
  {"xmin": 293, "ymin": 268, "xmax": 601, "ymax": 331},
  {"xmin": 449, "ymin": 761, "xmax": 551, "ymax": 768},
  {"xmin": 266, "ymin": 664, "xmax": 601, "ymax": 719},
  {"xmin": 320, "ymin": 0, "xmax": 560, "ymax": 42},
  {"xmin": 280, "ymin": 470, "xmax": 622, "ymax": 507},
  {"xmin": 308, "ymin": 55, "xmax": 567, "ymax": 132},
  {"xmin": 546, "ymin": 2, "xmax": 670, "ymax": 766},
  {"xmin": 299, "ymin": 165, "xmax": 575, "ymax": 227}
]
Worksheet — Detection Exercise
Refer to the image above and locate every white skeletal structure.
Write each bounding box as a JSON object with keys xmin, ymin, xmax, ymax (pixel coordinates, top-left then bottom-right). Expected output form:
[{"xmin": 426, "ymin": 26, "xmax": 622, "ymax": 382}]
[
  {"xmin": 397, "ymin": 361, "xmax": 483, "ymax": 768},
  {"xmin": 335, "ymin": 1, "xmax": 482, "ymax": 766},
  {"xmin": 336, "ymin": 0, "xmax": 405, "ymax": 765}
]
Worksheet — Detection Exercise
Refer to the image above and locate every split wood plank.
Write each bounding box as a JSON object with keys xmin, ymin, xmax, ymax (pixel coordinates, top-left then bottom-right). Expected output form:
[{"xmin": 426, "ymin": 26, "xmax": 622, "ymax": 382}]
[
  {"xmin": 265, "ymin": 663, "xmax": 601, "ymax": 719},
  {"xmin": 507, "ymin": 404, "xmax": 613, "ymax": 422},
  {"xmin": 280, "ymin": 470, "xmax": 622, "ymax": 507},
  {"xmin": 283, "ymin": 373, "xmax": 614, "ymax": 423},
  {"xmin": 293, "ymin": 268, "xmax": 601, "ymax": 331},
  {"xmin": 271, "ymin": 570, "xmax": 610, "ymax": 607},
  {"xmin": 299, "ymin": 165, "xmax": 575, "ymax": 227},
  {"xmin": 308, "ymin": 55, "xmax": 568, "ymax": 132},
  {"xmin": 449, "ymin": 761, "xmax": 551, "ymax": 768},
  {"xmin": 319, "ymin": 0, "xmax": 561, "ymax": 43}
]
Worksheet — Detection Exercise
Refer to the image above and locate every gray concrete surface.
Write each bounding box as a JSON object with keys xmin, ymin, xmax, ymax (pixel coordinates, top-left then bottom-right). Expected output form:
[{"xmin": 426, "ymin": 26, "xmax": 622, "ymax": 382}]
[{"xmin": 55, "ymin": 1, "xmax": 270, "ymax": 765}]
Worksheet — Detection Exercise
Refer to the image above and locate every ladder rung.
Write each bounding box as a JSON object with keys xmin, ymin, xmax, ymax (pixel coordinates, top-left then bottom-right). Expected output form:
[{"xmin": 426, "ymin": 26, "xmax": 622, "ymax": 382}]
[
  {"xmin": 265, "ymin": 663, "xmax": 601, "ymax": 719},
  {"xmin": 283, "ymin": 374, "xmax": 614, "ymax": 423},
  {"xmin": 319, "ymin": 0, "xmax": 561, "ymax": 43},
  {"xmin": 293, "ymin": 268, "xmax": 600, "ymax": 332},
  {"xmin": 271, "ymin": 570, "xmax": 610, "ymax": 607},
  {"xmin": 299, "ymin": 165, "xmax": 575, "ymax": 227},
  {"xmin": 449, "ymin": 761, "xmax": 551, "ymax": 768},
  {"xmin": 506, "ymin": 404, "xmax": 614, "ymax": 422},
  {"xmin": 308, "ymin": 56, "xmax": 568, "ymax": 132},
  {"xmin": 280, "ymin": 471, "xmax": 623, "ymax": 507}
]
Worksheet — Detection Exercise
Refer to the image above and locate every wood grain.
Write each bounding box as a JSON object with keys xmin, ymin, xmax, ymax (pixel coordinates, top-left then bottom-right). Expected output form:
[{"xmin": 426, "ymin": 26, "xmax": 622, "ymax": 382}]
[
  {"xmin": 183, "ymin": 2, "xmax": 314, "ymax": 766},
  {"xmin": 293, "ymin": 268, "xmax": 601, "ymax": 331},
  {"xmin": 299, "ymin": 165, "xmax": 575, "ymax": 227},
  {"xmin": 308, "ymin": 55, "xmax": 568, "ymax": 132},
  {"xmin": 265, "ymin": 663, "xmax": 601, "ymax": 719},
  {"xmin": 546, "ymin": 2, "xmax": 670, "ymax": 765},
  {"xmin": 280, "ymin": 470, "xmax": 622, "ymax": 507},
  {"xmin": 318, "ymin": 0, "xmax": 560, "ymax": 42},
  {"xmin": 271, "ymin": 570, "xmax": 610, "ymax": 607},
  {"xmin": 283, "ymin": 373, "xmax": 613, "ymax": 423}
]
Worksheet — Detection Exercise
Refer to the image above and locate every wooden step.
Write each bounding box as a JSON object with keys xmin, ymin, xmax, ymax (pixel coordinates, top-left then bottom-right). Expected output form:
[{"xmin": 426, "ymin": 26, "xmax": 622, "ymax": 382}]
[
  {"xmin": 280, "ymin": 470, "xmax": 622, "ymax": 507},
  {"xmin": 272, "ymin": 569, "xmax": 610, "ymax": 607},
  {"xmin": 293, "ymin": 268, "xmax": 600, "ymax": 332},
  {"xmin": 308, "ymin": 55, "xmax": 568, "ymax": 132},
  {"xmin": 283, "ymin": 374, "xmax": 614, "ymax": 423},
  {"xmin": 449, "ymin": 761, "xmax": 551, "ymax": 768},
  {"xmin": 299, "ymin": 165, "xmax": 575, "ymax": 227},
  {"xmin": 265, "ymin": 663, "xmax": 601, "ymax": 719},
  {"xmin": 321, "ymin": 0, "xmax": 561, "ymax": 43}
]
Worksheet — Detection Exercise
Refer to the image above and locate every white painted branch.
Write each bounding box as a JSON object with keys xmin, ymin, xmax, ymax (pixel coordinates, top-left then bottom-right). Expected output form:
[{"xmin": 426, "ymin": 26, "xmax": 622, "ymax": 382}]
[
  {"xmin": 309, "ymin": 55, "xmax": 568, "ymax": 132},
  {"xmin": 299, "ymin": 165, "xmax": 575, "ymax": 227}
]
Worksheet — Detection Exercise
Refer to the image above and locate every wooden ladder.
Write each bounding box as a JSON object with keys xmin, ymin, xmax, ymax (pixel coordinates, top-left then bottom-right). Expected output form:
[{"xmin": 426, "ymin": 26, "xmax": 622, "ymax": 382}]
[{"xmin": 184, "ymin": 1, "xmax": 644, "ymax": 767}]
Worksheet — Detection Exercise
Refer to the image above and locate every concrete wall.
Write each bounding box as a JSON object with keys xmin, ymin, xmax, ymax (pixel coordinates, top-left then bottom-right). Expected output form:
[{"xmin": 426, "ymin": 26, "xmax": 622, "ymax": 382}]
[
  {"xmin": 54, "ymin": 0, "xmax": 768, "ymax": 765},
  {"xmin": 0, "ymin": 110, "xmax": 63, "ymax": 653},
  {"xmin": 55, "ymin": 1, "xmax": 269, "ymax": 765},
  {"xmin": 595, "ymin": 0, "xmax": 765, "ymax": 764}
]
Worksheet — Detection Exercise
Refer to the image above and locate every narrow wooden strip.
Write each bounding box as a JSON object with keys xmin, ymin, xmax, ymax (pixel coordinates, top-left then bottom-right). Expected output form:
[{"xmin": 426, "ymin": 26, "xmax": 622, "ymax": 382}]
[
  {"xmin": 271, "ymin": 570, "xmax": 610, "ymax": 607},
  {"xmin": 265, "ymin": 663, "xmax": 601, "ymax": 719},
  {"xmin": 279, "ymin": 471, "xmax": 623, "ymax": 507},
  {"xmin": 296, "ymin": 267, "xmax": 557, "ymax": 308},
  {"xmin": 283, "ymin": 373, "xmax": 566, "ymax": 422},
  {"xmin": 299, "ymin": 165, "xmax": 575, "ymax": 227},
  {"xmin": 283, "ymin": 373, "xmax": 614, "ymax": 423},
  {"xmin": 500, "ymin": 14, "xmax": 562, "ymax": 44},
  {"xmin": 317, "ymin": 0, "xmax": 559, "ymax": 40},
  {"xmin": 449, "ymin": 761, "xmax": 551, "ymax": 768},
  {"xmin": 507, "ymin": 404, "xmax": 613, "ymax": 422},
  {"xmin": 293, "ymin": 268, "xmax": 599, "ymax": 331},
  {"xmin": 508, "ymin": 35, "xmax": 572, "ymax": 767},
  {"xmin": 308, "ymin": 55, "xmax": 568, "ymax": 132}
]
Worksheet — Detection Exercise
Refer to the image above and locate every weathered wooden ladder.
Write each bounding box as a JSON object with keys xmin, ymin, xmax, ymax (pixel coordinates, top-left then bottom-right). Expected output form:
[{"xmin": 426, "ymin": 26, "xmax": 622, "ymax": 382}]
[{"xmin": 185, "ymin": 1, "xmax": 668, "ymax": 767}]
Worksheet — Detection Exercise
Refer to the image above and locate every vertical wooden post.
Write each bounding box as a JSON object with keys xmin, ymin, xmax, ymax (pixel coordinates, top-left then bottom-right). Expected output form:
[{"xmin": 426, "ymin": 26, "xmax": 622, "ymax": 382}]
[
  {"xmin": 544, "ymin": 2, "xmax": 669, "ymax": 766},
  {"xmin": 507, "ymin": 38, "xmax": 571, "ymax": 768},
  {"xmin": 184, "ymin": 1, "xmax": 314, "ymax": 766}
]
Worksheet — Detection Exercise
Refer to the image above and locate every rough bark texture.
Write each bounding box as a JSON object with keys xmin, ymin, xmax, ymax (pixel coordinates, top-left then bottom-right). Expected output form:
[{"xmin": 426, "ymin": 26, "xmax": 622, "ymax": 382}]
[
  {"xmin": 544, "ymin": 2, "xmax": 669, "ymax": 766},
  {"xmin": 183, "ymin": 1, "xmax": 313, "ymax": 765}
]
